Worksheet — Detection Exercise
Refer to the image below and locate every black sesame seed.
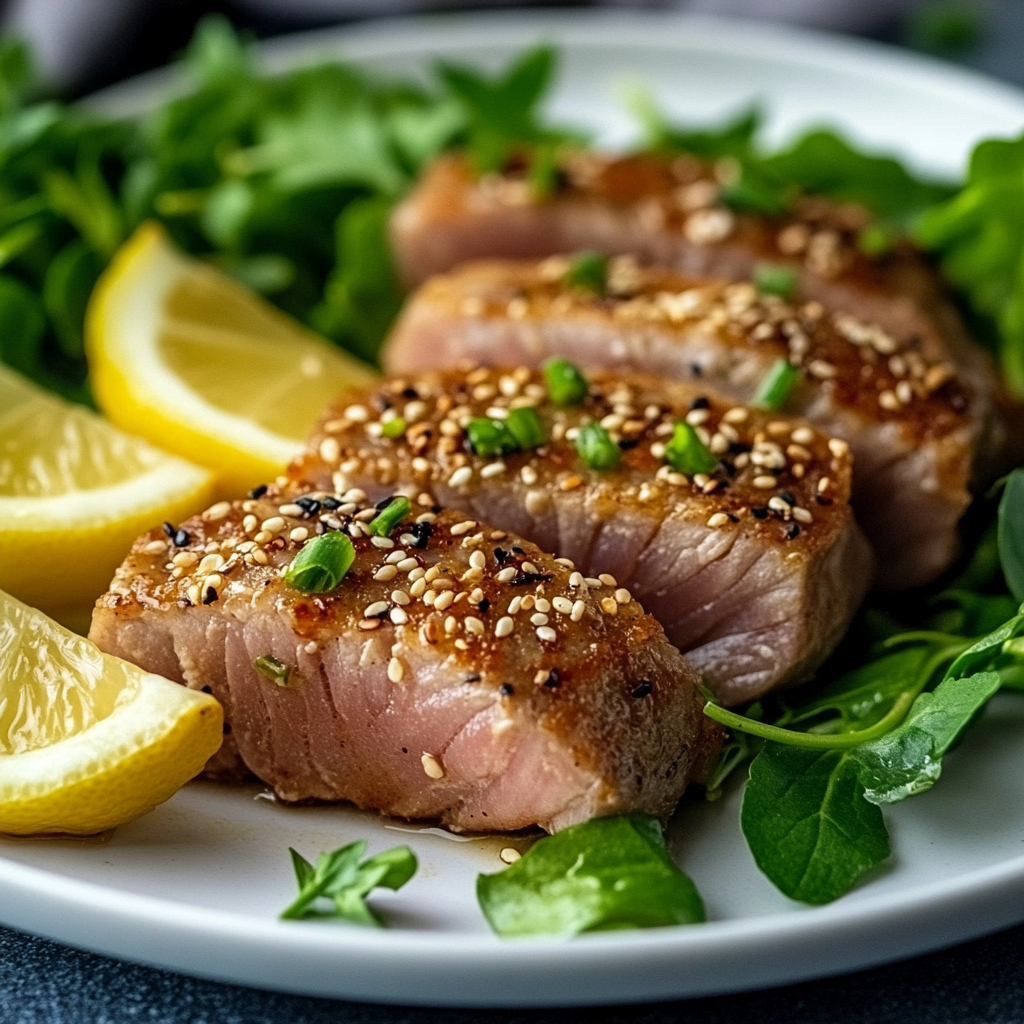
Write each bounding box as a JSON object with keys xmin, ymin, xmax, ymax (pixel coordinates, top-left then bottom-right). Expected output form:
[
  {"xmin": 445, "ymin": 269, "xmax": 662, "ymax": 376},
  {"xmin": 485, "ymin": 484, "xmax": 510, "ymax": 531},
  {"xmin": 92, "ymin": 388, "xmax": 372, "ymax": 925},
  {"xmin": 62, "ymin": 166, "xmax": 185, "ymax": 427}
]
[
  {"xmin": 631, "ymin": 680, "xmax": 653, "ymax": 698},
  {"xmin": 544, "ymin": 669, "xmax": 561, "ymax": 688},
  {"xmin": 412, "ymin": 521, "xmax": 433, "ymax": 548},
  {"xmin": 499, "ymin": 683, "xmax": 514, "ymax": 696},
  {"xmin": 401, "ymin": 387, "xmax": 419, "ymax": 399},
  {"xmin": 815, "ymin": 493, "xmax": 834, "ymax": 506},
  {"xmin": 478, "ymin": 598, "xmax": 491, "ymax": 613},
  {"xmin": 247, "ymin": 484, "xmax": 268, "ymax": 500},
  {"xmin": 173, "ymin": 529, "xmax": 190, "ymax": 547},
  {"xmin": 494, "ymin": 548, "xmax": 508, "ymax": 566},
  {"xmin": 402, "ymin": 747, "xmax": 408, "ymax": 754},
  {"xmin": 202, "ymin": 586, "xmax": 218, "ymax": 605},
  {"xmin": 201, "ymin": 686, "xmax": 213, "ymax": 694},
  {"xmin": 373, "ymin": 394, "xmax": 391, "ymax": 411},
  {"xmin": 321, "ymin": 496, "xmax": 341, "ymax": 510},
  {"xmin": 689, "ymin": 396, "xmax": 710, "ymax": 411},
  {"xmin": 779, "ymin": 490, "xmax": 797, "ymax": 506},
  {"xmin": 510, "ymin": 572, "xmax": 553, "ymax": 586},
  {"xmin": 751, "ymin": 506, "xmax": 769, "ymax": 520},
  {"xmin": 431, "ymin": 505, "xmax": 442, "ymax": 514},
  {"xmin": 376, "ymin": 495, "xmax": 397, "ymax": 510},
  {"xmin": 223, "ymin": 722, "xmax": 232, "ymax": 735},
  {"xmin": 295, "ymin": 496, "xmax": 321, "ymax": 514},
  {"xmin": 618, "ymin": 438, "xmax": 639, "ymax": 450},
  {"xmin": 162, "ymin": 521, "xmax": 175, "ymax": 537},
  {"xmin": 727, "ymin": 513, "xmax": 739, "ymax": 523},
  {"xmin": 465, "ymin": 673, "xmax": 481, "ymax": 683},
  {"xmin": 512, "ymin": 546, "xmax": 525, "ymax": 555},
  {"xmin": 785, "ymin": 523, "xmax": 801, "ymax": 540},
  {"xmin": 730, "ymin": 441, "xmax": 753, "ymax": 455},
  {"xmin": 690, "ymin": 362, "xmax": 704, "ymax": 377}
]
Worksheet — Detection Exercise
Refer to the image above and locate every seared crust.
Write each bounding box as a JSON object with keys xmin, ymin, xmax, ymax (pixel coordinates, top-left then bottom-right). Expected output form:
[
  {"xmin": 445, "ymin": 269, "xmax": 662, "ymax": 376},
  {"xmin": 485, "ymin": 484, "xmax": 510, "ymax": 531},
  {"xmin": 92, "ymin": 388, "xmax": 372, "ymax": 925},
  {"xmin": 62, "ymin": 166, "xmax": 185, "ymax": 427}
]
[
  {"xmin": 90, "ymin": 491, "xmax": 717, "ymax": 831},
  {"xmin": 290, "ymin": 367, "xmax": 872, "ymax": 701}
]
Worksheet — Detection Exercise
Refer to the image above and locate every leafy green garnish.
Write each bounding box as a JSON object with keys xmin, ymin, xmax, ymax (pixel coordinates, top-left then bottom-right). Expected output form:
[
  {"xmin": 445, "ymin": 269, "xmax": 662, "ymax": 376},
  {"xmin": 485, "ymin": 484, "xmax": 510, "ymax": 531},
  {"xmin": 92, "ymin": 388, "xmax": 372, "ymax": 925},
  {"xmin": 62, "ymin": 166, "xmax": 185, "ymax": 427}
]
[
  {"xmin": 467, "ymin": 417, "xmax": 519, "ymax": 458},
  {"xmin": 284, "ymin": 532, "xmax": 355, "ymax": 593},
  {"xmin": 282, "ymin": 840, "xmax": 417, "ymax": 926},
  {"xmin": 368, "ymin": 495, "xmax": 412, "ymax": 538},
  {"xmin": 254, "ymin": 655, "xmax": 290, "ymax": 687},
  {"xmin": 663, "ymin": 421, "xmax": 717, "ymax": 475},
  {"xmin": 563, "ymin": 251, "xmax": 608, "ymax": 294},
  {"xmin": 751, "ymin": 358, "xmax": 801, "ymax": 411},
  {"xmin": 476, "ymin": 815, "xmax": 704, "ymax": 937},
  {"xmin": 575, "ymin": 422, "xmax": 621, "ymax": 471},
  {"xmin": 380, "ymin": 414, "xmax": 406, "ymax": 439},
  {"xmin": 543, "ymin": 357, "xmax": 588, "ymax": 406},
  {"xmin": 998, "ymin": 468, "xmax": 1024, "ymax": 602},
  {"xmin": 753, "ymin": 263, "xmax": 796, "ymax": 299},
  {"xmin": 505, "ymin": 405, "xmax": 546, "ymax": 449}
]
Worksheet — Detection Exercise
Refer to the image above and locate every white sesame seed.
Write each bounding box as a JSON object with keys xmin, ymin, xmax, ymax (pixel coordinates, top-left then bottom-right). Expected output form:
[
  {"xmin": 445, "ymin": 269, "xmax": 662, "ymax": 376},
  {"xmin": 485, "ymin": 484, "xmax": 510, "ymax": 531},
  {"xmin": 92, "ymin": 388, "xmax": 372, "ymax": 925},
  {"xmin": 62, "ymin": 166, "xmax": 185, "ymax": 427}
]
[
  {"xmin": 355, "ymin": 507, "xmax": 377, "ymax": 521},
  {"xmin": 454, "ymin": 639, "xmax": 469, "ymax": 650},
  {"xmin": 388, "ymin": 657, "xmax": 405, "ymax": 683},
  {"xmin": 470, "ymin": 550, "xmax": 487, "ymax": 570},
  {"xmin": 896, "ymin": 380, "xmax": 914, "ymax": 404},
  {"xmin": 500, "ymin": 848, "xmax": 522, "ymax": 865},
  {"xmin": 198, "ymin": 553, "xmax": 225, "ymax": 574},
  {"xmin": 828, "ymin": 438, "xmax": 850, "ymax": 458},
  {"xmin": 390, "ymin": 607, "xmax": 409, "ymax": 625},
  {"xmin": 404, "ymin": 400, "xmax": 427, "ymax": 421},
  {"xmin": 569, "ymin": 572, "xmax": 586, "ymax": 588},
  {"xmin": 520, "ymin": 465, "xmax": 538, "ymax": 485},
  {"xmin": 522, "ymin": 561, "xmax": 539, "ymax": 575},
  {"xmin": 358, "ymin": 618, "xmax": 380, "ymax": 631},
  {"xmin": 251, "ymin": 549, "xmax": 269, "ymax": 565},
  {"xmin": 598, "ymin": 573, "xmax": 617, "ymax": 587},
  {"xmin": 374, "ymin": 564, "xmax": 398, "ymax": 581},
  {"xmin": 425, "ymin": 566, "xmax": 440, "ymax": 582},
  {"xmin": 434, "ymin": 591, "xmax": 455, "ymax": 611},
  {"xmin": 495, "ymin": 616, "xmax": 514, "ymax": 637},
  {"xmin": 423, "ymin": 590, "xmax": 436, "ymax": 606},
  {"xmin": 409, "ymin": 567, "xmax": 426, "ymax": 581},
  {"xmin": 344, "ymin": 405, "xmax": 369, "ymax": 422},
  {"xmin": 278, "ymin": 503, "xmax": 304, "ymax": 517},
  {"xmin": 768, "ymin": 496, "xmax": 790, "ymax": 512},
  {"xmin": 204, "ymin": 501, "xmax": 232, "ymax": 522},
  {"xmin": 288, "ymin": 526, "xmax": 309, "ymax": 543},
  {"xmin": 449, "ymin": 467, "xmax": 473, "ymax": 488},
  {"xmin": 445, "ymin": 616, "xmax": 458, "ymax": 634},
  {"xmin": 396, "ymin": 557, "xmax": 419, "ymax": 572},
  {"xmin": 614, "ymin": 588, "xmax": 632, "ymax": 605},
  {"xmin": 553, "ymin": 596, "xmax": 573, "ymax": 614},
  {"xmin": 497, "ymin": 567, "xmax": 517, "ymax": 582},
  {"xmin": 261, "ymin": 517, "xmax": 285, "ymax": 534},
  {"xmin": 421, "ymin": 752, "xmax": 445, "ymax": 779},
  {"xmin": 450, "ymin": 520, "xmax": 477, "ymax": 536},
  {"xmin": 792, "ymin": 507, "xmax": 813, "ymax": 523},
  {"xmin": 465, "ymin": 617, "xmax": 484, "ymax": 635},
  {"xmin": 878, "ymin": 389, "xmax": 900, "ymax": 411},
  {"xmin": 521, "ymin": 595, "xmax": 535, "ymax": 611},
  {"xmin": 686, "ymin": 408, "xmax": 710, "ymax": 425},
  {"xmin": 600, "ymin": 597, "xmax": 618, "ymax": 615},
  {"xmin": 364, "ymin": 601, "xmax": 388, "ymax": 618},
  {"xmin": 410, "ymin": 578, "xmax": 427, "ymax": 597},
  {"xmin": 385, "ymin": 550, "xmax": 406, "ymax": 564},
  {"xmin": 469, "ymin": 588, "xmax": 484, "ymax": 604},
  {"xmin": 534, "ymin": 598, "xmax": 551, "ymax": 613},
  {"xmin": 342, "ymin": 488, "xmax": 366, "ymax": 504},
  {"xmin": 585, "ymin": 577, "xmax": 603, "ymax": 588},
  {"xmin": 752, "ymin": 475, "xmax": 777, "ymax": 489},
  {"xmin": 172, "ymin": 551, "xmax": 198, "ymax": 567},
  {"xmin": 818, "ymin": 476, "xmax": 832, "ymax": 493},
  {"xmin": 554, "ymin": 558, "xmax": 575, "ymax": 569},
  {"xmin": 480, "ymin": 461, "xmax": 506, "ymax": 479},
  {"xmin": 391, "ymin": 591, "xmax": 410, "ymax": 606},
  {"xmin": 531, "ymin": 612, "xmax": 550, "ymax": 626},
  {"xmin": 508, "ymin": 596, "xmax": 523, "ymax": 614},
  {"xmin": 807, "ymin": 359, "xmax": 837, "ymax": 380},
  {"xmin": 707, "ymin": 512, "xmax": 730, "ymax": 528},
  {"xmin": 536, "ymin": 626, "xmax": 557, "ymax": 642},
  {"xmin": 368, "ymin": 536, "xmax": 393, "ymax": 549},
  {"xmin": 723, "ymin": 407, "xmax": 749, "ymax": 424}
]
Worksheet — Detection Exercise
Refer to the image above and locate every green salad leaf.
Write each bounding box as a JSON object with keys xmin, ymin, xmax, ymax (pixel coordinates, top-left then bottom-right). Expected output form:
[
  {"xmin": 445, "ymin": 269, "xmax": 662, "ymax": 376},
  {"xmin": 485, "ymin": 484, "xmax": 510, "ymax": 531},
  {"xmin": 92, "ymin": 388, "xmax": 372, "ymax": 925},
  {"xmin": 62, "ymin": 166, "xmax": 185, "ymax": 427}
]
[
  {"xmin": 282, "ymin": 840, "xmax": 417, "ymax": 925},
  {"xmin": 998, "ymin": 468, "xmax": 1024, "ymax": 602},
  {"xmin": 477, "ymin": 815, "xmax": 704, "ymax": 937}
]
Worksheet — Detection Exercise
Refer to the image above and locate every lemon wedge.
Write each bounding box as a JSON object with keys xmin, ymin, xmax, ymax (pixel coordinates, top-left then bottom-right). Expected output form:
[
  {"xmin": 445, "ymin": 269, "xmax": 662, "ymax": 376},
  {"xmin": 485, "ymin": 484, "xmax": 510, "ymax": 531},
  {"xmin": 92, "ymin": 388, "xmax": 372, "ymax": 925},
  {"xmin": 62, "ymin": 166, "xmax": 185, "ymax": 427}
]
[
  {"xmin": 0, "ymin": 589, "xmax": 222, "ymax": 835},
  {"xmin": 0, "ymin": 365, "xmax": 215, "ymax": 628},
  {"xmin": 87, "ymin": 222, "xmax": 378, "ymax": 496}
]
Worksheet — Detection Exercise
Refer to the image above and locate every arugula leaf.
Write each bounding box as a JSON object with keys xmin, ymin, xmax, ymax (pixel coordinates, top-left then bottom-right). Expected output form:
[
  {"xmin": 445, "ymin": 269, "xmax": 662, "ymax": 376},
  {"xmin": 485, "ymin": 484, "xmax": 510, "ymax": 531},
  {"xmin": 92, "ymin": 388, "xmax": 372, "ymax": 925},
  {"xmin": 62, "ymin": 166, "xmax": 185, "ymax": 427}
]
[
  {"xmin": 438, "ymin": 46, "xmax": 560, "ymax": 174},
  {"xmin": 477, "ymin": 815, "xmax": 704, "ymax": 937},
  {"xmin": 998, "ymin": 468, "xmax": 1024, "ymax": 602},
  {"xmin": 281, "ymin": 840, "xmax": 417, "ymax": 925}
]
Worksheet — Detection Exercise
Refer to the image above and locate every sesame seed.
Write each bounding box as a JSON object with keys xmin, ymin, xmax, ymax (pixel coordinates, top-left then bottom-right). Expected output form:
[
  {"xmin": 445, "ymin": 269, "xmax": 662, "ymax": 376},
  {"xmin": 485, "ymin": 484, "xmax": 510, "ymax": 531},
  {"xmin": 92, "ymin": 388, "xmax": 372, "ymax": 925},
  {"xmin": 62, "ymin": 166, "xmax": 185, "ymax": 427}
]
[
  {"xmin": 359, "ymin": 618, "xmax": 381, "ymax": 631},
  {"xmin": 344, "ymin": 405, "xmax": 369, "ymax": 422},
  {"xmin": 895, "ymin": 380, "xmax": 914, "ymax": 404},
  {"xmin": 724, "ymin": 407, "xmax": 749, "ymax": 424},
  {"xmin": 410, "ymin": 578, "xmax": 427, "ymax": 597},
  {"xmin": 818, "ymin": 476, "xmax": 832, "ymax": 492},
  {"xmin": 494, "ymin": 616, "xmax": 515, "ymax": 640},
  {"xmin": 521, "ymin": 595, "xmax": 535, "ymax": 611},
  {"xmin": 434, "ymin": 591, "xmax": 455, "ymax": 611},
  {"xmin": 425, "ymin": 566, "xmax": 440, "ymax": 582},
  {"xmin": 828, "ymin": 438, "xmax": 850, "ymax": 458},
  {"xmin": 500, "ymin": 848, "xmax": 522, "ymax": 864},
  {"xmin": 374, "ymin": 564, "xmax": 398, "ymax": 581},
  {"xmin": 792, "ymin": 507, "xmax": 813, "ymax": 523},
  {"xmin": 560, "ymin": 475, "xmax": 585, "ymax": 492},
  {"xmin": 251, "ymin": 549, "xmax": 269, "ymax": 565},
  {"xmin": 554, "ymin": 558, "xmax": 575, "ymax": 569},
  {"xmin": 290, "ymin": 527, "xmax": 309, "ymax": 543},
  {"xmin": 553, "ymin": 597, "xmax": 573, "ymax": 614},
  {"xmin": 685, "ymin": 408, "xmax": 710, "ymax": 426},
  {"xmin": 391, "ymin": 591, "xmax": 410, "ymax": 606},
  {"xmin": 470, "ymin": 550, "xmax": 486, "ymax": 570},
  {"xmin": 522, "ymin": 562, "xmax": 540, "ymax": 575},
  {"xmin": 600, "ymin": 597, "xmax": 618, "ymax": 615},
  {"xmin": 261, "ymin": 517, "xmax": 286, "ymax": 535},
  {"xmin": 198, "ymin": 553, "xmax": 225, "ymax": 574},
  {"xmin": 614, "ymin": 588, "xmax": 631, "ymax": 605},
  {"xmin": 355, "ymin": 507, "xmax": 377, "ymax": 522},
  {"xmin": 364, "ymin": 601, "xmax": 389, "ymax": 618},
  {"xmin": 454, "ymin": 639, "xmax": 469, "ymax": 650},
  {"xmin": 569, "ymin": 572, "xmax": 586, "ymax": 588},
  {"xmin": 536, "ymin": 626, "xmax": 557, "ymax": 642},
  {"xmin": 481, "ymin": 462, "xmax": 506, "ymax": 479},
  {"xmin": 768, "ymin": 496, "xmax": 790, "ymax": 513},
  {"xmin": 370, "ymin": 536, "xmax": 394, "ymax": 549},
  {"xmin": 807, "ymin": 359, "xmax": 837, "ymax": 380},
  {"xmin": 388, "ymin": 657, "xmax": 405, "ymax": 683},
  {"xmin": 791, "ymin": 426, "xmax": 815, "ymax": 445},
  {"xmin": 449, "ymin": 467, "xmax": 473, "ymax": 488},
  {"xmin": 385, "ymin": 550, "xmax": 406, "ymax": 564},
  {"xmin": 598, "ymin": 573, "xmax": 617, "ymax": 587},
  {"xmin": 450, "ymin": 520, "xmax": 477, "ymax": 536},
  {"xmin": 707, "ymin": 512, "xmax": 730, "ymax": 528},
  {"xmin": 421, "ymin": 753, "xmax": 445, "ymax": 779},
  {"xmin": 278, "ymin": 503, "xmax": 304, "ymax": 517},
  {"xmin": 342, "ymin": 488, "xmax": 367, "ymax": 504},
  {"xmin": 529, "ymin": 612, "xmax": 548, "ymax": 626},
  {"xmin": 508, "ymin": 596, "xmax": 523, "ymax": 614},
  {"xmin": 585, "ymin": 577, "xmax": 603, "ymax": 588},
  {"xmin": 203, "ymin": 501, "xmax": 232, "ymax": 522},
  {"xmin": 390, "ymin": 607, "xmax": 409, "ymax": 625},
  {"xmin": 465, "ymin": 617, "xmax": 484, "ymax": 635},
  {"xmin": 445, "ymin": 616, "xmax": 458, "ymax": 634},
  {"xmin": 396, "ymin": 557, "xmax": 419, "ymax": 572},
  {"xmin": 752, "ymin": 475, "xmax": 777, "ymax": 489},
  {"xmin": 497, "ymin": 567, "xmax": 517, "ymax": 583},
  {"xmin": 878, "ymin": 389, "xmax": 900, "ymax": 411},
  {"xmin": 469, "ymin": 588, "xmax": 484, "ymax": 603},
  {"xmin": 318, "ymin": 437, "xmax": 341, "ymax": 463},
  {"xmin": 521, "ymin": 466, "xmax": 538, "ymax": 485},
  {"xmin": 172, "ymin": 551, "xmax": 198, "ymax": 567}
]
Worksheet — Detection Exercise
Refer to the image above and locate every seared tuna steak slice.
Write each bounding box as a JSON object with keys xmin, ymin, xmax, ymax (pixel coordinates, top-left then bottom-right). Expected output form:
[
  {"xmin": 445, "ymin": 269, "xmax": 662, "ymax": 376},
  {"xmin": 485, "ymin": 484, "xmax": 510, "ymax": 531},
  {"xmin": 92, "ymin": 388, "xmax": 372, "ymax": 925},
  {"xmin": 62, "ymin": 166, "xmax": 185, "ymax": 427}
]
[
  {"xmin": 289, "ymin": 368, "xmax": 871, "ymax": 704},
  {"xmin": 89, "ymin": 491, "xmax": 718, "ymax": 833},
  {"xmin": 385, "ymin": 258, "xmax": 1004, "ymax": 589}
]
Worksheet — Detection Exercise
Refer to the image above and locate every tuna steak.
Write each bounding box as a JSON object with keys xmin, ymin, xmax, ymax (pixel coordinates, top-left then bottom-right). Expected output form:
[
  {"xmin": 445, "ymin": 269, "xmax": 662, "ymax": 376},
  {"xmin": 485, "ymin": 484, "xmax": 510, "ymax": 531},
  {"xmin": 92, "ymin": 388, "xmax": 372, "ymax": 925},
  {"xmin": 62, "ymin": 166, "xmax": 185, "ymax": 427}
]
[
  {"xmin": 384, "ymin": 257, "xmax": 1007, "ymax": 589},
  {"xmin": 289, "ymin": 368, "xmax": 872, "ymax": 704},
  {"xmin": 89, "ymin": 491, "xmax": 718, "ymax": 833}
]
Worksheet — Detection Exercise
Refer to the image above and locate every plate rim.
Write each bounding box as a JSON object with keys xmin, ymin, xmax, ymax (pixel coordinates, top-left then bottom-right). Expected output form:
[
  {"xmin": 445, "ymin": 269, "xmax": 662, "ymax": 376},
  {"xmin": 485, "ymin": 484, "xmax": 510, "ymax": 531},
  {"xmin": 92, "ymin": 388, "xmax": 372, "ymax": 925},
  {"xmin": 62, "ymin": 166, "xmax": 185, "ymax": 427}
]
[{"xmin": 11, "ymin": 8, "xmax": 1024, "ymax": 1006}]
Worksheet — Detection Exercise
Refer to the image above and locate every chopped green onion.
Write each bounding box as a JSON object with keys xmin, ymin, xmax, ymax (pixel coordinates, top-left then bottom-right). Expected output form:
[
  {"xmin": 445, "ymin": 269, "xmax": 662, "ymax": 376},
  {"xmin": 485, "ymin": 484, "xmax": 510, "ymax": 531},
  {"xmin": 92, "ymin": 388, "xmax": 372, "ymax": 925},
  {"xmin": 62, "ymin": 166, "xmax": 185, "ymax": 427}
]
[
  {"xmin": 857, "ymin": 224, "xmax": 893, "ymax": 257},
  {"xmin": 664, "ymin": 421, "xmax": 717, "ymax": 475},
  {"xmin": 753, "ymin": 263, "xmax": 797, "ymax": 299},
  {"xmin": 563, "ymin": 250, "xmax": 609, "ymax": 294},
  {"xmin": 284, "ymin": 532, "xmax": 355, "ymax": 593},
  {"xmin": 380, "ymin": 416, "xmax": 406, "ymax": 439},
  {"xmin": 369, "ymin": 495, "xmax": 412, "ymax": 537},
  {"xmin": 254, "ymin": 655, "xmax": 290, "ymax": 687},
  {"xmin": 575, "ymin": 422, "xmax": 621, "ymax": 471},
  {"xmin": 505, "ymin": 406, "xmax": 546, "ymax": 449},
  {"xmin": 544, "ymin": 357, "xmax": 588, "ymax": 406},
  {"xmin": 467, "ymin": 417, "xmax": 520, "ymax": 457},
  {"xmin": 752, "ymin": 358, "xmax": 801, "ymax": 410}
]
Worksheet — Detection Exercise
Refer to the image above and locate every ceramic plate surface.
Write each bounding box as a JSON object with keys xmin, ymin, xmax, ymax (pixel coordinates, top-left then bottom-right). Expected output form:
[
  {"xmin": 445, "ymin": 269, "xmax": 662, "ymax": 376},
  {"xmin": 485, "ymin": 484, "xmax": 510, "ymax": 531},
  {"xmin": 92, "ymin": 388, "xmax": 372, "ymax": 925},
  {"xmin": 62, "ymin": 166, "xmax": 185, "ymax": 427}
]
[{"xmin": 5, "ymin": 10, "xmax": 1024, "ymax": 1008}]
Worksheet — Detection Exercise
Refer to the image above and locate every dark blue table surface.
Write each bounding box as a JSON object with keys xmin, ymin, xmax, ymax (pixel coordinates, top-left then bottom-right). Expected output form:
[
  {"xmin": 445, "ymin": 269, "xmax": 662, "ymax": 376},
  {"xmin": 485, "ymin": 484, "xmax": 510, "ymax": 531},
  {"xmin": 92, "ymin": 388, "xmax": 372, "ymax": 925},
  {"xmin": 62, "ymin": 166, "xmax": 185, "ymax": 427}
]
[{"xmin": 8, "ymin": 6, "xmax": 1024, "ymax": 1022}]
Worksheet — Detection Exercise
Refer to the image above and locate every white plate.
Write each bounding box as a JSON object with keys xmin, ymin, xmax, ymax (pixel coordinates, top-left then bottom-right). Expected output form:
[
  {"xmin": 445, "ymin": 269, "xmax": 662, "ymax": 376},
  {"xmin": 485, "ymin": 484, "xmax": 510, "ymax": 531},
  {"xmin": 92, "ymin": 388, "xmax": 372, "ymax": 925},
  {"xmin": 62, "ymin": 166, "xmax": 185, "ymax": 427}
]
[{"xmin": 6, "ymin": 10, "xmax": 1024, "ymax": 1008}]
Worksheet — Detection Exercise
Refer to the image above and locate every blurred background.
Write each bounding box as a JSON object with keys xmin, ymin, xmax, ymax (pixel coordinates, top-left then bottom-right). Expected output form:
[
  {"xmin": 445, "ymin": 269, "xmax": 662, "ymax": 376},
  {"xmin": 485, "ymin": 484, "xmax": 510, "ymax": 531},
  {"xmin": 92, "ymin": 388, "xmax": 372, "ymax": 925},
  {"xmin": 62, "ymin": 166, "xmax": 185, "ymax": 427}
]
[{"xmin": 1, "ymin": 0, "xmax": 1018, "ymax": 98}]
